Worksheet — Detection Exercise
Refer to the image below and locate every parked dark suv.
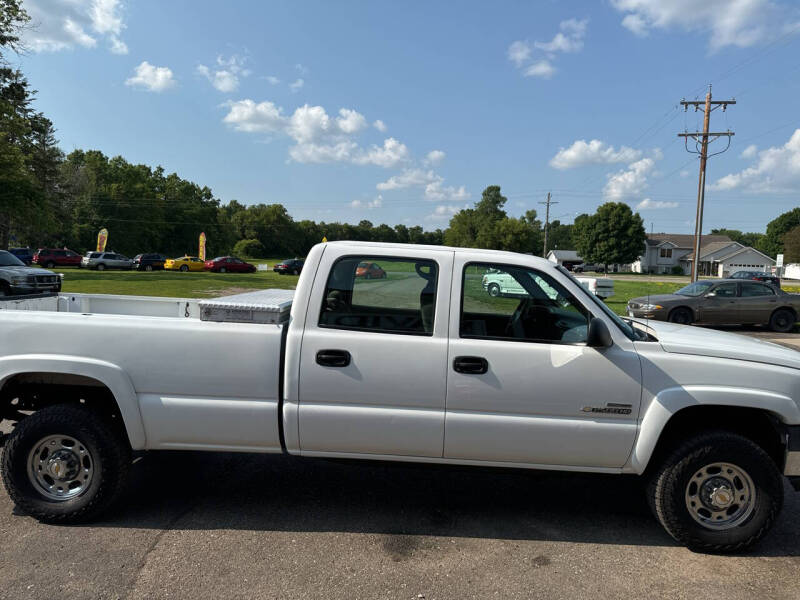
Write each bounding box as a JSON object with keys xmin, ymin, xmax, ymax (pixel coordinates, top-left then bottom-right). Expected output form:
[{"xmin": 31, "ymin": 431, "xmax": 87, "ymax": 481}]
[
  {"xmin": 730, "ymin": 270, "xmax": 781, "ymax": 288},
  {"xmin": 33, "ymin": 248, "xmax": 82, "ymax": 268},
  {"xmin": 133, "ymin": 253, "xmax": 166, "ymax": 271},
  {"xmin": 0, "ymin": 250, "xmax": 61, "ymax": 296},
  {"xmin": 8, "ymin": 248, "xmax": 34, "ymax": 265}
]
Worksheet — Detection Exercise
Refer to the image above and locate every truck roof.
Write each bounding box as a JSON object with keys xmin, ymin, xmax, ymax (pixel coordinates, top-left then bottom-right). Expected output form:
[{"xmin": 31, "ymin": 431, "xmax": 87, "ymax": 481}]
[{"xmin": 322, "ymin": 241, "xmax": 554, "ymax": 268}]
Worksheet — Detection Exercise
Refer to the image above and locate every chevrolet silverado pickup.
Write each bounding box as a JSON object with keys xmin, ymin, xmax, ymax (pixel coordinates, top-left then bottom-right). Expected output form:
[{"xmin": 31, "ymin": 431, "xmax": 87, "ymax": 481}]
[{"xmin": 1, "ymin": 241, "xmax": 799, "ymax": 553}]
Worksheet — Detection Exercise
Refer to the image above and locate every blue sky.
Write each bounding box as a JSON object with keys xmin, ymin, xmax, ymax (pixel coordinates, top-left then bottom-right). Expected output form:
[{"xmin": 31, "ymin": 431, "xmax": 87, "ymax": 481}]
[{"xmin": 16, "ymin": 0, "xmax": 800, "ymax": 233}]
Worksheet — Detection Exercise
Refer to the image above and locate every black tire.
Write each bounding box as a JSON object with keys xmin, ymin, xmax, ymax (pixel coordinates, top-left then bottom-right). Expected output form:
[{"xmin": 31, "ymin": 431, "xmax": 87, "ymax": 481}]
[
  {"xmin": 488, "ymin": 283, "xmax": 501, "ymax": 297},
  {"xmin": 646, "ymin": 431, "xmax": 783, "ymax": 553},
  {"xmin": 293, "ymin": 269, "xmax": 299, "ymax": 276},
  {"xmin": 0, "ymin": 283, "xmax": 8, "ymax": 297},
  {"xmin": 145, "ymin": 264, "xmax": 153, "ymax": 272},
  {"xmin": 668, "ymin": 307, "xmax": 693, "ymax": 325},
  {"xmin": 769, "ymin": 308, "xmax": 796, "ymax": 333},
  {"xmin": 96, "ymin": 263, "xmax": 106, "ymax": 271},
  {"xmin": 180, "ymin": 265, "xmax": 188, "ymax": 272},
  {"xmin": 1, "ymin": 404, "xmax": 131, "ymax": 523},
  {"xmin": 45, "ymin": 261, "xmax": 55, "ymax": 269},
  {"xmin": 220, "ymin": 267, "xmax": 226, "ymax": 273}
]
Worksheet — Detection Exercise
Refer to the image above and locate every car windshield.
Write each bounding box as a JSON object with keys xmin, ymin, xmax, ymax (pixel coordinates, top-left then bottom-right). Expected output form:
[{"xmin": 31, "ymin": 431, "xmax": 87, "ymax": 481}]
[
  {"xmin": 0, "ymin": 250, "xmax": 25, "ymax": 267},
  {"xmin": 675, "ymin": 281, "xmax": 714, "ymax": 296}
]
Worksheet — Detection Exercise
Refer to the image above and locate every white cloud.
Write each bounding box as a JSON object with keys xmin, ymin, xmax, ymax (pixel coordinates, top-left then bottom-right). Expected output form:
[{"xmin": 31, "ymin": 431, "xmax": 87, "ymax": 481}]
[
  {"xmin": 295, "ymin": 63, "xmax": 309, "ymax": 74},
  {"xmin": 265, "ymin": 76, "xmax": 280, "ymax": 85},
  {"xmin": 376, "ymin": 168, "xmax": 469, "ymax": 201},
  {"xmin": 550, "ymin": 139, "xmax": 642, "ymax": 169},
  {"xmin": 534, "ymin": 18, "xmax": 588, "ymax": 53},
  {"xmin": 125, "ymin": 61, "xmax": 176, "ymax": 92},
  {"xmin": 24, "ymin": 0, "xmax": 128, "ymax": 54},
  {"xmin": 611, "ymin": 0, "xmax": 799, "ymax": 51},
  {"xmin": 289, "ymin": 78, "xmax": 305, "ymax": 92},
  {"xmin": 424, "ymin": 150, "xmax": 446, "ymax": 166},
  {"xmin": 373, "ymin": 119, "xmax": 387, "ymax": 132},
  {"xmin": 604, "ymin": 157, "xmax": 656, "ymax": 200},
  {"xmin": 509, "ymin": 18, "xmax": 588, "ymax": 79},
  {"xmin": 636, "ymin": 198, "xmax": 679, "ymax": 209},
  {"xmin": 711, "ymin": 128, "xmax": 800, "ymax": 193},
  {"xmin": 741, "ymin": 144, "xmax": 758, "ymax": 159},
  {"xmin": 351, "ymin": 195, "xmax": 383, "ymax": 209},
  {"xmin": 524, "ymin": 60, "xmax": 556, "ymax": 79},
  {"xmin": 507, "ymin": 40, "xmax": 532, "ymax": 67},
  {"xmin": 223, "ymin": 100, "xmax": 407, "ymax": 167},
  {"xmin": 197, "ymin": 54, "xmax": 249, "ymax": 93},
  {"xmin": 426, "ymin": 204, "xmax": 464, "ymax": 221}
]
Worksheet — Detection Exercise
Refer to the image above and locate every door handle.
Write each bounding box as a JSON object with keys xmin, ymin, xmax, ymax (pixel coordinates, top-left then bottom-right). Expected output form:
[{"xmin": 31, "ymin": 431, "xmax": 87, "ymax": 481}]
[
  {"xmin": 453, "ymin": 356, "xmax": 488, "ymax": 374},
  {"xmin": 316, "ymin": 349, "xmax": 351, "ymax": 367}
]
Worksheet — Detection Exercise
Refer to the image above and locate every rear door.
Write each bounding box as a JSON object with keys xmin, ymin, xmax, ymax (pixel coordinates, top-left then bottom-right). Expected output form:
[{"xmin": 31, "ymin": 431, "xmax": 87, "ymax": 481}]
[
  {"xmin": 297, "ymin": 246, "xmax": 453, "ymax": 458},
  {"xmin": 738, "ymin": 281, "xmax": 778, "ymax": 324},
  {"xmin": 697, "ymin": 282, "xmax": 739, "ymax": 324}
]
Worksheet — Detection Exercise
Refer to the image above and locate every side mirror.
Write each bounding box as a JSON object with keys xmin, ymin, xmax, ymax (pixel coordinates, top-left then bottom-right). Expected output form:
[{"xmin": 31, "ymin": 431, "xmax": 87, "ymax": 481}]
[
  {"xmin": 587, "ymin": 318, "xmax": 613, "ymax": 348},
  {"xmin": 705, "ymin": 292, "xmax": 716, "ymax": 298}
]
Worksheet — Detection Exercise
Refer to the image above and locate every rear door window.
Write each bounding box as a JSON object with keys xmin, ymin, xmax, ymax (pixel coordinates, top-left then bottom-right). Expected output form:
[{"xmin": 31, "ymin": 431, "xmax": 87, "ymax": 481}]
[
  {"xmin": 740, "ymin": 282, "xmax": 775, "ymax": 297},
  {"xmin": 319, "ymin": 256, "xmax": 438, "ymax": 335}
]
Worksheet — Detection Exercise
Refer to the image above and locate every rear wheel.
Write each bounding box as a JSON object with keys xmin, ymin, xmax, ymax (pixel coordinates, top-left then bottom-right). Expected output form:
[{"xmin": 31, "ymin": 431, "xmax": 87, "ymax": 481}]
[
  {"xmin": 293, "ymin": 269, "xmax": 299, "ymax": 276},
  {"xmin": 180, "ymin": 265, "xmax": 188, "ymax": 272},
  {"xmin": 769, "ymin": 308, "xmax": 796, "ymax": 333},
  {"xmin": 220, "ymin": 267, "xmax": 227, "ymax": 273},
  {"xmin": 145, "ymin": 264, "xmax": 153, "ymax": 272},
  {"xmin": 668, "ymin": 307, "xmax": 693, "ymax": 325},
  {"xmin": 1, "ymin": 404, "xmax": 131, "ymax": 523},
  {"xmin": 45, "ymin": 261, "xmax": 55, "ymax": 269},
  {"xmin": 646, "ymin": 431, "xmax": 783, "ymax": 553},
  {"xmin": 96, "ymin": 263, "xmax": 106, "ymax": 271}
]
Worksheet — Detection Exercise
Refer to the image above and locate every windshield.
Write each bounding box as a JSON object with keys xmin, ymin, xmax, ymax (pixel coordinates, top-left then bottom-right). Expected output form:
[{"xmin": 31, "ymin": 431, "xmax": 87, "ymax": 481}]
[
  {"xmin": 676, "ymin": 281, "xmax": 714, "ymax": 296},
  {"xmin": 556, "ymin": 265, "xmax": 639, "ymax": 341},
  {"xmin": 0, "ymin": 250, "xmax": 25, "ymax": 267}
]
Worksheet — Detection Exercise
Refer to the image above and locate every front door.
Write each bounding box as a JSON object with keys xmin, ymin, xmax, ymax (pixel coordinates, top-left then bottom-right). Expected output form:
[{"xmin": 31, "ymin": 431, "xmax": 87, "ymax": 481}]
[
  {"xmin": 298, "ymin": 248, "xmax": 453, "ymax": 458},
  {"xmin": 697, "ymin": 282, "xmax": 739, "ymax": 324},
  {"xmin": 445, "ymin": 257, "xmax": 642, "ymax": 468}
]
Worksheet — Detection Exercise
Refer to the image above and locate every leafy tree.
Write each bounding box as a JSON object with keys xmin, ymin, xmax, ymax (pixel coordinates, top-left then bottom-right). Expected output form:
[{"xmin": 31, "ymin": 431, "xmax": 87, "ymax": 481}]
[
  {"xmin": 233, "ymin": 239, "xmax": 265, "ymax": 259},
  {"xmin": 710, "ymin": 228, "xmax": 764, "ymax": 249},
  {"xmin": 0, "ymin": 0, "xmax": 27, "ymax": 59},
  {"xmin": 759, "ymin": 208, "xmax": 800, "ymax": 258},
  {"xmin": 574, "ymin": 202, "xmax": 646, "ymax": 269},
  {"xmin": 783, "ymin": 226, "xmax": 800, "ymax": 264}
]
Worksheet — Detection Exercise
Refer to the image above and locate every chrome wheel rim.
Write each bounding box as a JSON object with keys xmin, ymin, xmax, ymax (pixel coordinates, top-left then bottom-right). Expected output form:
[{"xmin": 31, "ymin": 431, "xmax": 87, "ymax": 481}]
[
  {"xmin": 28, "ymin": 435, "xmax": 94, "ymax": 501},
  {"xmin": 685, "ymin": 462, "xmax": 755, "ymax": 530}
]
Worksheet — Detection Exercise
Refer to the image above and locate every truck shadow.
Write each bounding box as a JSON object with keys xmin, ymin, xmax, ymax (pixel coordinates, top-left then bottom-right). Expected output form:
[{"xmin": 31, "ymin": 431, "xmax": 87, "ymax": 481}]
[{"xmin": 86, "ymin": 451, "xmax": 799, "ymax": 556}]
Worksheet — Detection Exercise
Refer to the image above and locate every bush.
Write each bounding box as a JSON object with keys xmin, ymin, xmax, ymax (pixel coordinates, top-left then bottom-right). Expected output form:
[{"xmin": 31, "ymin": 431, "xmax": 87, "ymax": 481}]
[
  {"xmin": 233, "ymin": 239, "xmax": 265, "ymax": 259},
  {"xmin": 670, "ymin": 265, "xmax": 684, "ymax": 275}
]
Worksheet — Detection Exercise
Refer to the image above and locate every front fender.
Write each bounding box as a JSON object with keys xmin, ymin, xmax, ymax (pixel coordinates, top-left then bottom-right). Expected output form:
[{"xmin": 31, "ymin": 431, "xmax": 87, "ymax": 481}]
[
  {"xmin": 629, "ymin": 385, "xmax": 800, "ymax": 473},
  {"xmin": 0, "ymin": 354, "xmax": 146, "ymax": 449}
]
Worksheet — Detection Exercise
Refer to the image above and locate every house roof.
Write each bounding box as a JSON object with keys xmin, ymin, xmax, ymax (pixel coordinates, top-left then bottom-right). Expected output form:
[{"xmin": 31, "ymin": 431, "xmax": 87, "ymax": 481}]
[
  {"xmin": 646, "ymin": 233, "xmax": 733, "ymax": 249},
  {"xmin": 547, "ymin": 249, "xmax": 581, "ymax": 261},
  {"xmin": 687, "ymin": 241, "xmax": 743, "ymax": 261},
  {"xmin": 715, "ymin": 245, "xmax": 776, "ymax": 264}
]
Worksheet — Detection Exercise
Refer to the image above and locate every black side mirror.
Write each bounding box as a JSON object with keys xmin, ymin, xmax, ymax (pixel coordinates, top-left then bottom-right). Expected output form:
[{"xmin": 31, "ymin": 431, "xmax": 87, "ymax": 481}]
[{"xmin": 587, "ymin": 318, "xmax": 613, "ymax": 348}]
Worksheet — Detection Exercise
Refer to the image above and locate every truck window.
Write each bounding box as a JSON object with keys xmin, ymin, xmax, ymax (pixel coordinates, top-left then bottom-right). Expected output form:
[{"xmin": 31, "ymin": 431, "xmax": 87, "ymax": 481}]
[
  {"xmin": 461, "ymin": 263, "xmax": 590, "ymax": 344},
  {"xmin": 319, "ymin": 256, "xmax": 438, "ymax": 335}
]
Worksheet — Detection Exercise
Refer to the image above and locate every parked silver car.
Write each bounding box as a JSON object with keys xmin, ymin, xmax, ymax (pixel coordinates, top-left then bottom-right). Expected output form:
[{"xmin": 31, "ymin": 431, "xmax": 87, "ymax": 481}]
[{"xmin": 81, "ymin": 251, "xmax": 135, "ymax": 271}]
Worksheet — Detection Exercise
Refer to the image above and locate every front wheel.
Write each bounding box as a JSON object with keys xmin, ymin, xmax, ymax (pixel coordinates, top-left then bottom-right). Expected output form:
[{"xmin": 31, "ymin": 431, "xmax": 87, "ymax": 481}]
[
  {"xmin": 220, "ymin": 267, "xmax": 226, "ymax": 273},
  {"xmin": 45, "ymin": 261, "xmax": 56, "ymax": 269},
  {"xmin": 1, "ymin": 404, "xmax": 131, "ymax": 523},
  {"xmin": 96, "ymin": 263, "xmax": 106, "ymax": 271},
  {"xmin": 769, "ymin": 308, "xmax": 796, "ymax": 333},
  {"xmin": 488, "ymin": 283, "xmax": 501, "ymax": 297},
  {"xmin": 647, "ymin": 431, "xmax": 783, "ymax": 553},
  {"xmin": 668, "ymin": 307, "xmax": 693, "ymax": 325}
]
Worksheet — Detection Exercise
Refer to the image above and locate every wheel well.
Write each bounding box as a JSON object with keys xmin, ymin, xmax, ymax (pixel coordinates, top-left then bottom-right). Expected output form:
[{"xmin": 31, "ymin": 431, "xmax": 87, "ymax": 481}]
[
  {"xmin": 647, "ymin": 405, "xmax": 786, "ymax": 473},
  {"xmin": 0, "ymin": 372, "xmax": 129, "ymax": 442},
  {"xmin": 771, "ymin": 306, "xmax": 797, "ymax": 320},
  {"xmin": 668, "ymin": 305, "xmax": 693, "ymax": 318}
]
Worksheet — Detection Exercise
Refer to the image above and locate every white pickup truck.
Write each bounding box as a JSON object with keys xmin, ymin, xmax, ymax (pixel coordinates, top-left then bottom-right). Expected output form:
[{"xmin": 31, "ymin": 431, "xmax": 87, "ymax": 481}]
[{"xmin": 1, "ymin": 241, "xmax": 798, "ymax": 552}]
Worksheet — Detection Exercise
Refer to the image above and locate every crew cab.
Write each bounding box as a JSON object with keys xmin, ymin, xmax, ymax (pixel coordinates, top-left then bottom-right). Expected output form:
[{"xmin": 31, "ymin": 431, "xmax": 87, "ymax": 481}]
[{"xmin": 0, "ymin": 241, "xmax": 798, "ymax": 552}]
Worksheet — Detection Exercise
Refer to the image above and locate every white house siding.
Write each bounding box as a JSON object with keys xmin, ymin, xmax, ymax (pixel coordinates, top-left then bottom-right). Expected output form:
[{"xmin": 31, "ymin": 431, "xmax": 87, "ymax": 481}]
[{"xmin": 718, "ymin": 249, "xmax": 775, "ymax": 277}]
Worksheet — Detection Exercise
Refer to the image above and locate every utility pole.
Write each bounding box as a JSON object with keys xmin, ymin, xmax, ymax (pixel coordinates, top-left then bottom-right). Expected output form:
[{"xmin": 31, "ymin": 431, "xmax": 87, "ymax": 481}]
[
  {"xmin": 539, "ymin": 192, "xmax": 558, "ymax": 257},
  {"xmin": 679, "ymin": 85, "xmax": 735, "ymax": 282}
]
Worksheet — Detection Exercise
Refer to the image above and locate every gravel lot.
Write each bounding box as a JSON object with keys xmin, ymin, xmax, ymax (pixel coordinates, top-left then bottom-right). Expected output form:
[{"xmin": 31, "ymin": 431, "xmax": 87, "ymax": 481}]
[{"xmin": 1, "ymin": 327, "xmax": 799, "ymax": 599}]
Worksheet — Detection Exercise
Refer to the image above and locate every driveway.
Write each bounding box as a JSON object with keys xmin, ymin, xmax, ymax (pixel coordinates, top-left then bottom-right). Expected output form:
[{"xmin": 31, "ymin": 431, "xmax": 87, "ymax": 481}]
[{"xmin": 0, "ymin": 449, "xmax": 798, "ymax": 599}]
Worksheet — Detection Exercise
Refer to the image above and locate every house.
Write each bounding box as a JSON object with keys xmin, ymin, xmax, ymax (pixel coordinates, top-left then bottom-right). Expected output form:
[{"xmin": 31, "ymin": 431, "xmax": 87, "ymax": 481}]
[
  {"xmin": 631, "ymin": 233, "xmax": 773, "ymax": 276},
  {"xmin": 546, "ymin": 249, "xmax": 583, "ymax": 270}
]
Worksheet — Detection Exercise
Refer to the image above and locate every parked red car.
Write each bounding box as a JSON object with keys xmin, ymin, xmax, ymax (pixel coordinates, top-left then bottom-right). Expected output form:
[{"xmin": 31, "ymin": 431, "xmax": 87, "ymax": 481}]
[
  {"xmin": 204, "ymin": 256, "xmax": 257, "ymax": 273},
  {"xmin": 355, "ymin": 261, "xmax": 387, "ymax": 279},
  {"xmin": 33, "ymin": 248, "xmax": 82, "ymax": 268}
]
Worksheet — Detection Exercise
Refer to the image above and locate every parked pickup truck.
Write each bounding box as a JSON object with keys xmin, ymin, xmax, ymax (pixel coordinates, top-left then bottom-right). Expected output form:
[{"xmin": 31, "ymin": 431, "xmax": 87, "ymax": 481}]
[{"xmin": 1, "ymin": 241, "xmax": 799, "ymax": 552}]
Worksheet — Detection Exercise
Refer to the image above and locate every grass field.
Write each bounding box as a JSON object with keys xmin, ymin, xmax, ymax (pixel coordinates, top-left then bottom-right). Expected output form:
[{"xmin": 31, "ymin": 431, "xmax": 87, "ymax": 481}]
[{"xmin": 51, "ymin": 265, "xmax": 800, "ymax": 316}]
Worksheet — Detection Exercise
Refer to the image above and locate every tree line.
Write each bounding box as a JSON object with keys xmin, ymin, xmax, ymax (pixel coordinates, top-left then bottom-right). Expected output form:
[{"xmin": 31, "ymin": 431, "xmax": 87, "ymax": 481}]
[{"xmin": 2, "ymin": 0, "xmax": 797, "ymax": 264}]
